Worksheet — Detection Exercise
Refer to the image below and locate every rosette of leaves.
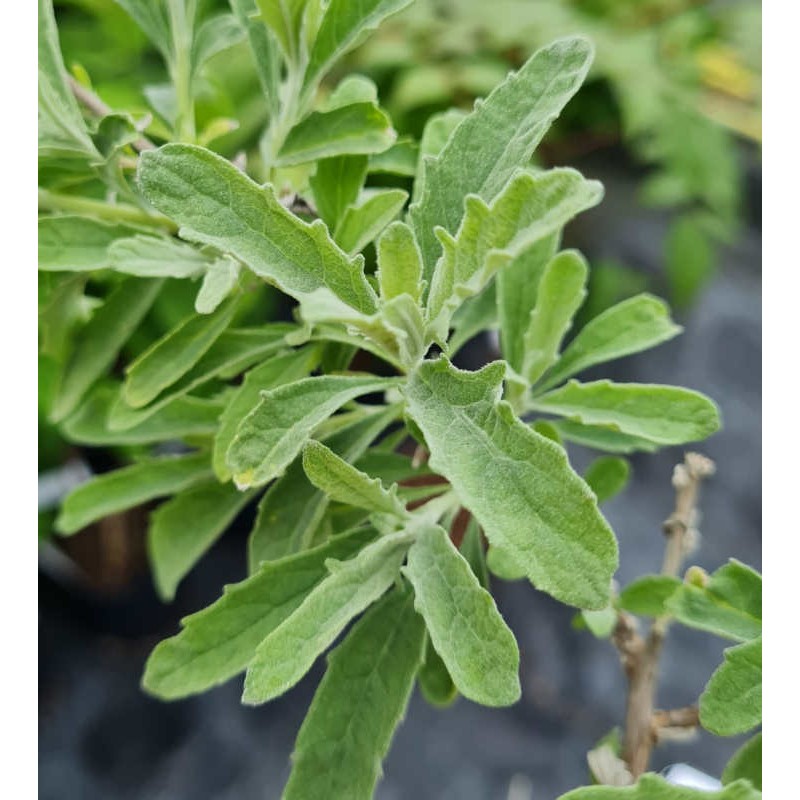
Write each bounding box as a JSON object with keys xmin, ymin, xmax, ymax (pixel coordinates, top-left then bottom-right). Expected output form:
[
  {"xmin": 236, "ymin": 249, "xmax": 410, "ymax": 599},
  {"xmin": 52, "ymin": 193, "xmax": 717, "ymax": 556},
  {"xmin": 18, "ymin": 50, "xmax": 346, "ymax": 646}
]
[{"xmin": 40, "ymin": 2, "xmax": 733, "ymax": 797}]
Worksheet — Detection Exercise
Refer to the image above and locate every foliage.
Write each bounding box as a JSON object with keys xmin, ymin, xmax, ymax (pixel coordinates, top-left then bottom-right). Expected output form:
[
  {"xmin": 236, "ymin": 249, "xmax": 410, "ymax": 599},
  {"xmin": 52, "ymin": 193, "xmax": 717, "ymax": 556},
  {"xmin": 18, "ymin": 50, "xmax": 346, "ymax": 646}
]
[{"xmin": 39, "ymin": 1, "xmax": 759, "ymax": 796}]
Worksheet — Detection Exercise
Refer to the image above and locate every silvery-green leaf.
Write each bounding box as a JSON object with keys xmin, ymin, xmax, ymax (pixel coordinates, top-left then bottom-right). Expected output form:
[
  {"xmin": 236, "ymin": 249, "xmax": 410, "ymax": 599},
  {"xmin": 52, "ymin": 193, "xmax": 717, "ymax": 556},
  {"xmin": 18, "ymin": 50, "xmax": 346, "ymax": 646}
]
[
  {"xmin": 411, "ymin": 108, "xmax": 467, "ymax": 203},
  {"xmin": 51, "ymin": 278, "xmax": 163, "ymax": 422},
  {"xmin": 551, "ymin": 419, "xmax": 661, "ymax": 454},
  {"xmin": 722, "ymin": 733, "xmax": 761, "ymax": 790},
  {"xmin": 108, "ymin": 235, "xmax": 209, "ymax": 278},
  {"xmin": 142, "ymin": 526, "xmax": 376, "ymax": 699},
  {"xmin": 448, "ymin": 284, "xmax": 498, "ymax": 356},
  {"xmin": 195, "ymin": 257, "xmax": 241, "ymax": 314},
  {"xmin": 283, "ymin": 584, "xmax": 425, "ymax": 800},
  {"xmin": 617, "ymin": 575, "xmax": 681, "ymax": 617},
  {"xmin": 276, "ymin": 103, "xmax": 396, "ymax": 167},
  {"xmin": 486, "ymin": 546, "xmax": 526, "ymax": 582},
  {"xmin": 404, "ymin": 523, "xmax": 520, "ymax": 706},
  {"xmin": 530, "ymin": 380, "xmax": 721, "ymax": 446},
  {"xmin": 410, "ymin": 37, "xmax": 594, "ymax": 281},
  {"xmin": 335, "ymin": 189, "xmax": 409, "ymax": 256},
  {"xmin": 227, "ymin": 374, "xmax": 399, "ymax": 488},
  {"xmin": 56, "ymin": 452, "xmax": 212, "ymax": 536},
  {"xmin": 138, "ymin": 144, "xmax": 378, "ymax": 313},
  {"xmin": 538, "ymin": 294, "xmax": 683, "ymax": 392},
  {"xmin": 255, "ymin": 0, "xmax": 307, "ymax": 62},
  {"xmin": 310, "ymin": 155, "xmax": 368, "ymax": 229},
  {"xmin": 242, "ymin": 530, "xmax": 414, "ymax": 703},
  {"xmin": 700, "ymin": 637, "xmax": 762, "ymax": 736},
  {"xmin": 377, "ymin": 221, "xmax": 424, "ymax": 305},
  {"xmin": 584, "ymin": 456, "xmax": 630, "ymax": 504},
  {"xmin": 404, "ymin": 357, "xmax": 617, "ymax": 610},
  {"xmin": 149, "ymin": 480, "xmax": 256, "ymax": 601},
  {"xmin": 38, "ymin": 216, "xmax": 141, "ymax": 272},
  {"xmin": 557, "ymin": 773, "xmax": 761, "ymax": 799}
]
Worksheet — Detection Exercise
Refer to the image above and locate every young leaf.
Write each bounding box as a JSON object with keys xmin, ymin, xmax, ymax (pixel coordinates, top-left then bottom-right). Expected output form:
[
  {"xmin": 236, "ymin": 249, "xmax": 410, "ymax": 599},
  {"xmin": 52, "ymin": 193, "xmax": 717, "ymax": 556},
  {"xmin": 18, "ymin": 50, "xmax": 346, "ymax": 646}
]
[
  {"xmin": 191, "ymin": 13, "xmax": 244, "ymax": 75},
  {"xmin": 581, "ymin": 606, "xmax": 617, "ymax": 639},
  {"xmin": 50, "ymin": 278, "xmax": 164, "ymax": 422},
  {"xmin": 107, "ymin": 235, "xmax": 209, "ymax": 278},
  {"xmin": 276, "ymin": 103, "xmax": 396, "ymax": 167},
  {"xmin": 255, "ymin": 0, "xmax": 307, "ymax": 63},
  {"xmin": 522, "ymin": 250, "xmax": 588, "ymax": 383},
  {"xmin": 309, "ymin": 155, "xmax": 368, "ymax": 229},
  {"xmin": 700, "ymin": 637, "xmax": 762, "ymax": 736},
  {"xmin": 241, "ymin": 530, "xmax": 414, "ymax": 704},
  {"xmin": 227, "ymin": 374, "xmax": 398, "ymax": 489},
  {"xmin": 195, "ymin": 257, "xmax": 241, "ymax": 314},
  {"xmin": 410, "ymin": 37, "xmax": 594, "ymax": 280},
  {"xmin": 302, "ymin": 441, "xmax": 407, "ymax": 517},
  {"xmin": 283, "ymin": 583, "xmax": 424, "ymax": 799},
  {"xmin": 404, "ymin": 358, "xmax": 617, "ymax": 609},
  {"xmin": 326, "ymin": 75, "xmax": 379, "ymax": 110},
  {"xmin": 425, "ymin": 169, "xmax": 602, "ymax": 343},
  {"xmin": 138, "ymin": 144, "xmax": 378, "ymax": 313},
  {"xmin": 142, "ymin": 527, "xmax": 376, "ymax": 699},
  {"xmin": 722, "ymin": 733, "xmax": 761, "ymax": 790},
  {"xmin": 530, "ymin": 380, "xmax": 721, "ymax": 446},
  {"xmin": 38, "ymin": 217, "xmax": 141, "ymax": 272},
  {"xmin": 302, "ymin": 0, "xmax": 415, "ymax": 95},
  {"xmin": 335, "ymin": 189, "xmax": 408, "ymax": 256},
  {"xmin": 617, "ymin": 575, "xmax": 681, "ymax": 617},
  {"xmin": 149, "ymin": 481, "xmax": 256, "ymax": 601},
  {"xmin": 584, "ymin": 456, "xmax": 631, "ymax": 504},
  {"xmin": 448, "ymin": 283, "xmax": 498, "ymax": 356},
  {"xmin": 248, "ymin": 405, "xmax": 399, "ymax": 567},
  {"xmin": 123, "ymin": 300, "xmax": 238, "ymax": 408},
  {"xmin": 56, "ymin": 452, "xmax": 212, "ymax": 535},
  {"xmin": 377, "ymin": 221, "xmax": 424, "ymax": 304},
  {"xmin": 538, "ymin": 294, "xmax": 683, "ymax": 392},
  {"xmin": 417, "ymin": 633, "xmax": 458, "ymax": 708},
  {"xmin": 213, "ymin": 347, "xmax": 321, "ymax": 481},
  {"xmin": 403, "ymin": 523, "xmax": 520, "ymax": 706},
  {"xmin": 557, "ymin": 773, "xmax": 761, "ymax": 799}
]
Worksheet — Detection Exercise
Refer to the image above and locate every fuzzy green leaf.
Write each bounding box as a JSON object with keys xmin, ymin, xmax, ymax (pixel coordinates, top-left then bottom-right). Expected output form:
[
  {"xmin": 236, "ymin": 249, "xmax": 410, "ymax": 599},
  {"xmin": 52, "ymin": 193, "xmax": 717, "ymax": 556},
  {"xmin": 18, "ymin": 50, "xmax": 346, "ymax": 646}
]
[
  {"xmin": 522, "ymin": 250, "xmax": 588, "ymax": 383},
  {"xmin": 538, "ymin": 294, "xmax": 683, "ymax": 392},
  {"xmin": 242, "ymin": 531, "xmax": 414, "ymax": 704},
  {"xmin": 558, "ymin": 773, "xmax": 761, "ymax": 799},
  {"xmin": 255, "ymin": 0, "xmax": 307, "ymax": 62},
  {"xmin": 700, "ymin": 637, "xmax": 762, "ymax": 736},
  {"xmin": 530, "ymin": 380, "xmax": 721, "ymax": 446},
  {"xmin": 113, "ymin": 0, "xmax": 171, "ymax": 59},
  {"xmin": 149, "ymin": 480, "xmax": 256, "ymax": 601},
  {"xmin": 486, "ymin": 546, "xmax": 527, "ymax": 581},
  {"xmin": 283, "ymin": 583, "xmax": 425, "ymax": 799},
  {"xmin": 56, "ymin": 452, "xmax": 212, "ymax": 535},
  {"xmin": 409, "ymin": 37, "xmax": 594, "ymax": 281},
  {"xmin": 552, "ymin": 420, "xmax": 661, "ymax": 454},
  {"xmin": 138, "ymin": 144, "xmax": 377, "ymax": 313},
  {"xmin": 195, "ymin": 257, "xmax": 241, "ymax": 314},
  {"xmin": 123, "ymin": 300, "xmax": 238, "ymax": 408},
  {"xmin": 51, "ymin": 278, "xmax": 163, "ymax": 422},
  {"xmin": 617, "ymin": 575, "xmax": 681, "ymax": 617},
  {"xmin": 377, "ymin": 221, "xmax": 425, "ymax": 305},
  {"xmin": 403, "ymin": 523, "xmax": 519, "ymax": 706},
  {"xmin": 38, "ymin": 217, "xmax": 141, "ymax": 272},
  {"xmin": 310, "ymin": 155, "xmax": 368, "ymax": 229},
  {"xmin": 335, "ymin": 189, "xmax": 408, "ymax": 256},
  {"xmin": 722, "ymin": 733, "xmax": 761, "ymax": 790},
  {"xmin": 369, "ymin": 138, "xmax": 418, "ymax": 176},
  {"xmin": 581, "ymin": 605, "xmax": 617, "ymax": 639},
  {"xmin": 584, "ymin": 456, "xmax": 630, "ymax": 504},
  {"xmin": 277, "ymin": 103, "xmax": 396, "ymax": 167},
  {"xmin": 417, "ymin": 633, "xmax": 457, "ymax": 708},
  {"xmin": 405, "ymin": 358, "xmax": 617, "ymax": 609},
  {"xmin": 230, "ymin": 0, "xmax": 280, "ymax": 113},
  {"xmin": 227, "ymin": 374, "xmax": 398, "ymax": 489},
  {"xmin": 108, "ymin": 235, "xmax": 209, "ymax": 279},
  {"xmin": 142, "ymin": 527, "xmax": 376, "ymax": 699}
]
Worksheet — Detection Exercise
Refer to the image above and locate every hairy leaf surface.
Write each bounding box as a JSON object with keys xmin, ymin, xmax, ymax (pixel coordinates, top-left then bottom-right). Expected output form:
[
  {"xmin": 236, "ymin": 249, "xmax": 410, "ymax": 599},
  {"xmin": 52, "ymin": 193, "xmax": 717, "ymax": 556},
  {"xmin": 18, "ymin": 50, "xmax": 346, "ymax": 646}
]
[{"xmin": 38, "ymin": 217, "xmax": 141, "ymax": 272}]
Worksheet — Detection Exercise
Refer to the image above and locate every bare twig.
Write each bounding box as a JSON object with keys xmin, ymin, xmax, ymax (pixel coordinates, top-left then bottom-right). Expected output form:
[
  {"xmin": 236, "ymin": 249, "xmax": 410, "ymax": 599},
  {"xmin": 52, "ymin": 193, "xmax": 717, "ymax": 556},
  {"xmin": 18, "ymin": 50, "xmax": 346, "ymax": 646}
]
[{"xmin": 614, "ymin": 452, "xmax": 715, "ymax": 779}]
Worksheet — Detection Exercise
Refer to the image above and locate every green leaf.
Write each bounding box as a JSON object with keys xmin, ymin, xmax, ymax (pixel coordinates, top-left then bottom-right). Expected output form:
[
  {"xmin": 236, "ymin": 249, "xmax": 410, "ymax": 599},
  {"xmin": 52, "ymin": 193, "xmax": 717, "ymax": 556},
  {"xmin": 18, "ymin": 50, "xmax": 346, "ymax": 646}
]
[
  {"xmin": 557, "ymin": 773, "xmax": 761, "ymax": 799},
  {"xmin": 242, "ymin": 530, "xmax": 414, "ymax": 704},
  {"xmin": 552, "ymin": 420, "xmax": 660, "ymax": 454},
  {"xmin": 191, "ymin": 13, "xmax": 245, "ymax": 75},
  {"xmin": 248, "ymin": 405, "xmax": 399, "ymax": 568},
  {"xmin": 107, "ymin": 235, "xmax": 209, "ymax": 278},
  {"xmin": 302, "ymin": 0, "xmax": 415, "ymax": 95},
  {"xmin": 277, "ymin": 103, "xmax": 396, "ymax": 167},
  {"xmin": 61, "ymin": 384, "xmax": 223, "ymax": 445},
  {"xmin": 409, "ymin": 37, "xmax": 594, "ymax": 281},
  {"xmin": 335, "ymin": 189, "xmax": 408, "ymax": 256},
  {"xmin": 303, "ymin": 440, "xmax": 406, "ymax": 517},
  {"xmin": 581, "ymin": 605, "xmax": 617, "ymax": 639},
  {"xmin": 310, "ymin": 155, "xmax": 368, "ymax": 229},
  {"xmin": 522, "ymin": 250, "xmax": 588, "ymax": 384},
  {"xmin": 530, "ymin": 380, "xmax": 721, "ymax": 446},
  {"xmin": 377, "ymin": 221, "xmax": 424, "ymax": 305},
  {"xmin": 51, "ymin": 278, "xmax": 163, "ymax": 422},
  {"xmin": 403, "ymin": 523, "xmax": 519, "ymax": 706},
  {"xmin": 405, "ymin": 358, "xmax": 617, "ymax": 609},
  {"xmin": 486, "ymin": 546, "xmax": 527, "ymax": 581},
  {"xmin": 700, "ymin": 637, "xmax": 762, "ymax": 736},
  {"xmin": 417, "ymin": 633, "xmax": 457, "ymax": 708},
  {"xmin": 142, "ymin": 527, "xmax": 376, "ymax": 699},
  {"xmin": 369, "ymin": 138, "xmax": 418, "ymax": 176},
  {"xmin": 584, "ymin": 456, "xmax": 630, "ymax": 504},
  {"xmin": 38, "ymin": 217, "xmax": 141, "ymax": 272},
  {"xmin": 149, "ymin": 480, "xmax": 256, "ymax": 601},
  {"xmin": 667, "ymin": 560, "xmax": 761, "ymax": 641},
  {"xmin": 325, "ymin": 75, "xmax": 379, "ymax": 110},
  {"xmin": 666, "ymin": 214, "xmax": 716, "ymax": 310},
  {"xmin": 722, "ymin": 733, "xmax": 761, "ymax": 790},
  {"xmin": 448, "ymin": 284, "xmax": 498, "ymax": 356},
  {"xmin": 230, "ymin": 0, "xmax": 280, "ymax": 114},
  {"xmin": 283, "ymin": 583, "xmax": 425, "ymax": 800},
  {"xmin": 459, "ymin": 518, "xmax": 489, "ymax": 589},
  {"xmin": 425, "ymin": 169, "xmax": 602, "ymax": 344},
  {"xmin": 56, "ymin": 452, "xmax": 212, "ymax": 536},
  {"xmin": 227, "ymin": 374, "xmax": 398, "ymax": 489},
  {"xmin": 538, "ymin": 294, "xmax": 683, "ymax": 392},
  {"xmin": 617, "ymin": 575, "xmax": 681, "ymax": 617},
  {"xmin": 195, "ymin": 257, "xmax": 241, "ymax": 314},
  {"xmin": 138, "ymin": 144, "xmax": 378, "ymax": 313},
  {"xmin": 113, "ymin": 0, "xmax": 171, "ymax": 59},
  {"xmin": 123, "ymin": 299, "xmax": 238, "ymax": 408},
  {"xmin": 213, "ymin": 348, "xmax": 321, "ymax": 481}
]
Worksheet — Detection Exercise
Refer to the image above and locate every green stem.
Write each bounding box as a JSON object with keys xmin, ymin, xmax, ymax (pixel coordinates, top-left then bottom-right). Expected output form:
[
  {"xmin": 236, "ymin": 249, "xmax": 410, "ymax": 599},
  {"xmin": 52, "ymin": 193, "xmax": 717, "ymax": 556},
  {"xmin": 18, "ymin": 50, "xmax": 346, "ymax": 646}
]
[{"xmin": 38, "ymin": 189, "xmax": 177, "ymax": 233}]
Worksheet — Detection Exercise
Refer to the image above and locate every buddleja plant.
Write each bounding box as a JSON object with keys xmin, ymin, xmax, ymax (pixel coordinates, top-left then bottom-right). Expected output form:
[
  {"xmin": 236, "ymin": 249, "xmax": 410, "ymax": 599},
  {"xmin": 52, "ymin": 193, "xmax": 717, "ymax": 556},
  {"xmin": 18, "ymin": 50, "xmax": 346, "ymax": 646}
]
[{"xmin": 39, "ymin": 0, "xmax": 761, "ymax": 797}]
